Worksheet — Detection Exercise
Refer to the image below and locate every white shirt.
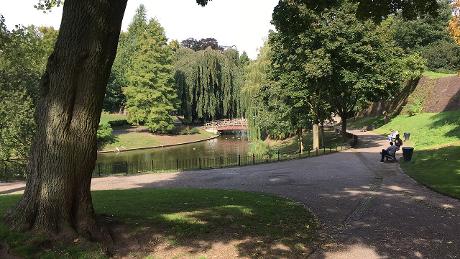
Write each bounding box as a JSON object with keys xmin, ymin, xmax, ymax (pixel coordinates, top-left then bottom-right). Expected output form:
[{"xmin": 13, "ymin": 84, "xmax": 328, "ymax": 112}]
[{"xmin": 386, "ymin": 145, "xmax": 398, "ymax": 155}]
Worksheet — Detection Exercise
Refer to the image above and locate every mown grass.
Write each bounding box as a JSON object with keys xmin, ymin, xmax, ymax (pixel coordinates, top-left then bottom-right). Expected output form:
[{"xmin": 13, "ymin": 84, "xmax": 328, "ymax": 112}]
[
  {"xmin": 373, "ymin": 110, "xmax": 460, "ymax": 199},
  {"xmin": 102, "ymin": 129, "xmax": 214, "ymax": 151},
  {"xmin": 100, "ymin": 112, "xmax": 127, "ymax": 124},
  {"xmin": 0, "ymin": 195, "xmax": 105, "ymax": 258},
  {"xmin": 374, "ymin": 110, "xmax": 460, "ymax": 149},
  {"xmin": 103, "ymin": 132, "xmax": 161, "ymax": 151},
  {"xmin": 422, "ymin": 71, "xmax": 458, "ymax": 79},
  {"xmin": 0, "ymin": 189, "xmax": 317, "ymax": 258},
  {"xmin": 348, "ymin": 116, "xmax": 385, "ymax": 130},
  {"xmin": 400, "ymin": 146, "xmax": 460, "ymax": 199}
]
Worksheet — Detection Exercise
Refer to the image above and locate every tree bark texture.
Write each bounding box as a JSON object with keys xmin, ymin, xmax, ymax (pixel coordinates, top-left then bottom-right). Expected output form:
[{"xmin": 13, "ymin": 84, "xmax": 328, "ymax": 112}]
[
  {"xmin": 298, "ymin": 128, "xmax": 304, "ymax": 154},
  {"xmin": 341, "ymin": 116, "xmax": 348, "ymax": 136},
  {"xmin": 312, "ymin": 124, "xmax": 320, "ymax": 151},
  {"xmin": 5, "ymin": 0, "xmax": 127, "ymax": 238},
  {"xmin": 320, "ymin": 125, "xmax": 324, "ymax": 148}
]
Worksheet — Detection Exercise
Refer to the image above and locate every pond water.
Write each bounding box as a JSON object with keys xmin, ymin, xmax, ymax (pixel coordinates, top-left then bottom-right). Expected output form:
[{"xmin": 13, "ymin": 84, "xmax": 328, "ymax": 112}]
[
  {"xmin": 94, "ymin": 130, "xmax": 345, "ymax": 176},
  {"xmin": 95, "ymin": 132, "xmax": 249, "ymax": 174}
]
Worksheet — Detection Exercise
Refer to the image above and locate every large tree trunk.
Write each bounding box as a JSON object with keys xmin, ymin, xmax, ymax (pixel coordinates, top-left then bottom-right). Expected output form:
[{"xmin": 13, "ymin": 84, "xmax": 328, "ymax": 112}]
[
  {"xmin": 5, "ymin": 0, "xmax": 127, "ymax": 239},
  {"xmin": 341, "ymin": 115, "xmax": 348, "ymax": 136},
  {"xmin": 320, "ymin": 124, "xmax": 324, "ymax": 148},
  {"xmin": 298, "ymin": 128, "xmax": 304, "ymax": 154},
  {"xmin": 312, "ymin": 123, "xmax": 320, "ymax": 150}
]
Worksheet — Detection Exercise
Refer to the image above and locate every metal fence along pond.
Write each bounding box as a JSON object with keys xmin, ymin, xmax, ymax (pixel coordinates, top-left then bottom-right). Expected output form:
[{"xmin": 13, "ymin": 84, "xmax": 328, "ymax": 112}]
[{"xmin": 1, "ymin": 144, "xmax": 351, "ymax": 181}]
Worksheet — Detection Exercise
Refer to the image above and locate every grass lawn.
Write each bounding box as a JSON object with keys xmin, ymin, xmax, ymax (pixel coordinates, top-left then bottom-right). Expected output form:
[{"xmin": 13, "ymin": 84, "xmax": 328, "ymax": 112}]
[
  {"xmin": 103, "ymin": 132, "xmax": 160, "ymax": 151},
  {"xmin": 348, "ymin": 116, "xmax": 385, "ymax": 130},
  {"xmin": 374, "ymin": 110, "xmax": 460, "ymax": 149},
  {"xmin": 422, "ymin": 71, "xmax": 458, "ymax": 79},
  {"xmin": 0, "ymin": 189, "xmax": 317, "ymax": 258},
  {"xmin": 102, "ymin": 129, "xmax": 215, "ymax": 152},
  {"xmin": 372, "ymin": 110, "xmax": 460, "ymax": 199},
  {"xmin": 100, "ymin": 112, "xmax": 127, "ymax": 124},
  {"xmin": 401, "ymin": 146, "xmax": 460, "ymax": 199}
]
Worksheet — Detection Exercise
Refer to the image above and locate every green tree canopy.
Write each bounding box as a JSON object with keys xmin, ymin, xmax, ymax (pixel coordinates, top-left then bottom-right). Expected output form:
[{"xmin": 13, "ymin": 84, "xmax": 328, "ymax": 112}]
[
  {"xmin": 174, "ymin": 47, "xmax": 243, "ymax": 122},
  {"xmin": 0, "ymin": 16, "xmax": 58, "ymax": 160},
  {"xmin": 242, "ymin": 42, "xmax": 293, "ymax": 140},
  {"xmin": 386, "ymin": 0, "xmax": 460, "ymax": 72},
  {"xmin": 122, "ymin": 5, "xmax": 178, "ymax": 133},
  {"xmin": 270, "ymin": 0, "xmax": 426, "ymax": 137}
]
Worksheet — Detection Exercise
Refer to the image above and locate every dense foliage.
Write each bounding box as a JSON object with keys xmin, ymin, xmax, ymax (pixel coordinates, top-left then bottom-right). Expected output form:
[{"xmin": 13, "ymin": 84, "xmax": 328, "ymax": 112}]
[
  {"xmin": 0, "ymin": 16, "xmax": 57, "ymax": 160},
  {"xmin": 121, "ymin": 5, "xmax": 178, "ymax": 133},
  {"xmin": 174, "ymin": 47, "xmax": 243, "ymax": 122},
  {"xmin": 181, "ymin": 37, "xmax": 224, "ymax": 51},
  {"xmin": 421, "ymin": 40, "xmax": 460, "ymax": 72},
  {"xmin": 388, "ymin": 0, "xmax": 460, "ymax": 72},
  {"xmin": 96, "ymin": 122, "xmax": 114, "ymax": 148},
  {"xmin": 265, "ymin": 0, "xmax": 426, "ymax": 139},
  {"xmin": 241, "ymin": 43, "xmax": 293, "ymax": 140}
]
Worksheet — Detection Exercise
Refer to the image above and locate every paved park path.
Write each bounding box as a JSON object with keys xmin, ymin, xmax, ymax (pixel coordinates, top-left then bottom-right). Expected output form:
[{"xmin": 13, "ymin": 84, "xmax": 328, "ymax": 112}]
[{"xmin": 1, "ymin": 131, "xmax": 459, "ymax": 258}]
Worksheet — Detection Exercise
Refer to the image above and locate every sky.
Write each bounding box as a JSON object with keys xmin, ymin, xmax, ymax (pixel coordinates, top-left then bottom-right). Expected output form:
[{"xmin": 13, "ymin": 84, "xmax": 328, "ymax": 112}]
[{"xmin": 1, "ymin": 0, "xmax": 279, "ymax": 59}]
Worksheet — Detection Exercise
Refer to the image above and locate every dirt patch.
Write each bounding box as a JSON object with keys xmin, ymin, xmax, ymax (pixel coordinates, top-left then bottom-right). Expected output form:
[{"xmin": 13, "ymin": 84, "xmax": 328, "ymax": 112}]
[
  {"xmin": 423, "ymin": 76, "xmax": 460, "ymax": 112},
  {"xmin": 109, "ymin": 222, "xmax": 313, "ymax": 258}
]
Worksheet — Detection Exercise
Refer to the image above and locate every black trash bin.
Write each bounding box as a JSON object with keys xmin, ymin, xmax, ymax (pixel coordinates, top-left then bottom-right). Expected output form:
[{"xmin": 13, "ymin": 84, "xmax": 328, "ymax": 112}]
[
  {"xmin": 402, "ymin": 147, "xmax": 414, "ymax": 161},
  {"xmin": 403, "ymin": 132, "xmax": 411, "ymax": 141}
]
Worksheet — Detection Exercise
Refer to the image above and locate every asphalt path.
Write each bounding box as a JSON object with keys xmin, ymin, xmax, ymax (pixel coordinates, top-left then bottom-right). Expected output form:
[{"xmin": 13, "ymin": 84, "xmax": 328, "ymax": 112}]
[{"xmin": 1, "ymin": 131, "xmax": 459, "ymax": 258}]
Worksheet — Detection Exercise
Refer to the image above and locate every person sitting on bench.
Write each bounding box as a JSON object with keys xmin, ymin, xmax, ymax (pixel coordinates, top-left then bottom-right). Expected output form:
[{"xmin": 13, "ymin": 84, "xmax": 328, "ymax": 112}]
[
  {"xmin": 394, "ymin": 134, "xmax": 403, "ymax": 151},
  {"xmin": 380, "ymin": 142, "xmax": 398, "ymax": 162}
]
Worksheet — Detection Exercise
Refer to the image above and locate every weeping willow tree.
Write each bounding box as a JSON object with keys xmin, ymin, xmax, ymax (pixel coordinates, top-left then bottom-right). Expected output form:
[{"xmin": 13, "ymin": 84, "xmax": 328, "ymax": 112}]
[
  {"xmin": 241, "ymin": 42, "xmax": 295, "ymax": 141},
  {"xmin": 174, "ymin": 47, "xmax": 243, "ymax": 122},
  {"xmin": 241, "ymin": 44, "xmax": 270, "ymax": 141}
]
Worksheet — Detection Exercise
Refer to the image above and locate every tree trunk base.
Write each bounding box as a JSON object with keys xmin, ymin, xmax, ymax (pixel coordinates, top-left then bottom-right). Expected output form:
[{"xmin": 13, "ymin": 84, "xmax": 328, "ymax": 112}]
[{"xmin": 4, "ymin": 209, "xmax": 115, "ymax": 255}]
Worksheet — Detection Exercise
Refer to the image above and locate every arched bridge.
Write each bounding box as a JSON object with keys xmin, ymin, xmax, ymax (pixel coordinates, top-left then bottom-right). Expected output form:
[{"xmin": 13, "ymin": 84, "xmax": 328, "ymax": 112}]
[{"xmin": 204, "ymin": 119, "xmax": 248, "ymax": 133}]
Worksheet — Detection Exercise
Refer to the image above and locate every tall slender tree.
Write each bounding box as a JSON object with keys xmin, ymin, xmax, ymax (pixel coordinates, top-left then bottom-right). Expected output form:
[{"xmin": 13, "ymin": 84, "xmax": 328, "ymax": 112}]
[
  {"xmin": 123, "ymin": 6, "xmax": 177, "ymax": 133},
  {"xmin": 242, "ymin": 42, "xmax": 293, "ymax": 141}
]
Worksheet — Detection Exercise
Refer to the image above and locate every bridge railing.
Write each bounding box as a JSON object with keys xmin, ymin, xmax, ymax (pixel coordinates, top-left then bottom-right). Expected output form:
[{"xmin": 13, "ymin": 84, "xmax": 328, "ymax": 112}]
[{"xmin": 204, "ymin": 119, "xmax": 248, "ymax": 129}]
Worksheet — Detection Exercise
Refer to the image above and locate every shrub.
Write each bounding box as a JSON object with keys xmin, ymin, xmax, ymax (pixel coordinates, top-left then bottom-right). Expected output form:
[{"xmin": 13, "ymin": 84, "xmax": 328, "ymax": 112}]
[
  {"xmin": 407, "ymin": 99, "xmax": 424, "ymax": 116},
  {"xmin": 180, "ymin": 127, "xmax": 200, "ymax": 135},
  {"xmin": 248, "ymin": 140, "xmax": 272, "ymax": 156},
  {"xmin": 108, "ymin": 119, "xmax": 129, "ymax": 128},
  {"xmin": 97, "ymin": 122, "xmax": 114, "ymax": 148}
]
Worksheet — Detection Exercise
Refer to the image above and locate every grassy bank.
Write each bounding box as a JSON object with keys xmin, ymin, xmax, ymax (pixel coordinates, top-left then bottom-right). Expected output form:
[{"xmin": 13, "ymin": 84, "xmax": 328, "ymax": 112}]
[
  {"xmin": 99, "ymin": 113, "xmax": 216, "ymax": 152},
  {"xmin": 0, "ymin": 189, "xmax": 317, "ymax": 258},
  {"xmin": 374, "ymin": 110, "xmax": 460, "ymax": 149},
  {"xmin": 422, "ymin": 71, "xmax": 458, "ymax": 79},
  {"xmin": 400, "ymin": 146, "xmax": 460, "ymax": 199},
  {"xmin": 100, "ymin": 113, "xmax": 128, "ymax": 125},
  {"xmin": 101, "ymin": 129, "xmax": 216, "ymax": 152},
  {"xmin": 373, "ymin": 110, "xmax": 460, "ymax": 199}
]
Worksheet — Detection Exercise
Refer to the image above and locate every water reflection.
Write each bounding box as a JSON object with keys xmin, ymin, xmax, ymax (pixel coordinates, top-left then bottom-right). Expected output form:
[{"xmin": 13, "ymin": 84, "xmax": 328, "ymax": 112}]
[{"xmin": 96, "ymin": 132, "xmax": 249, "ymax": 166}]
